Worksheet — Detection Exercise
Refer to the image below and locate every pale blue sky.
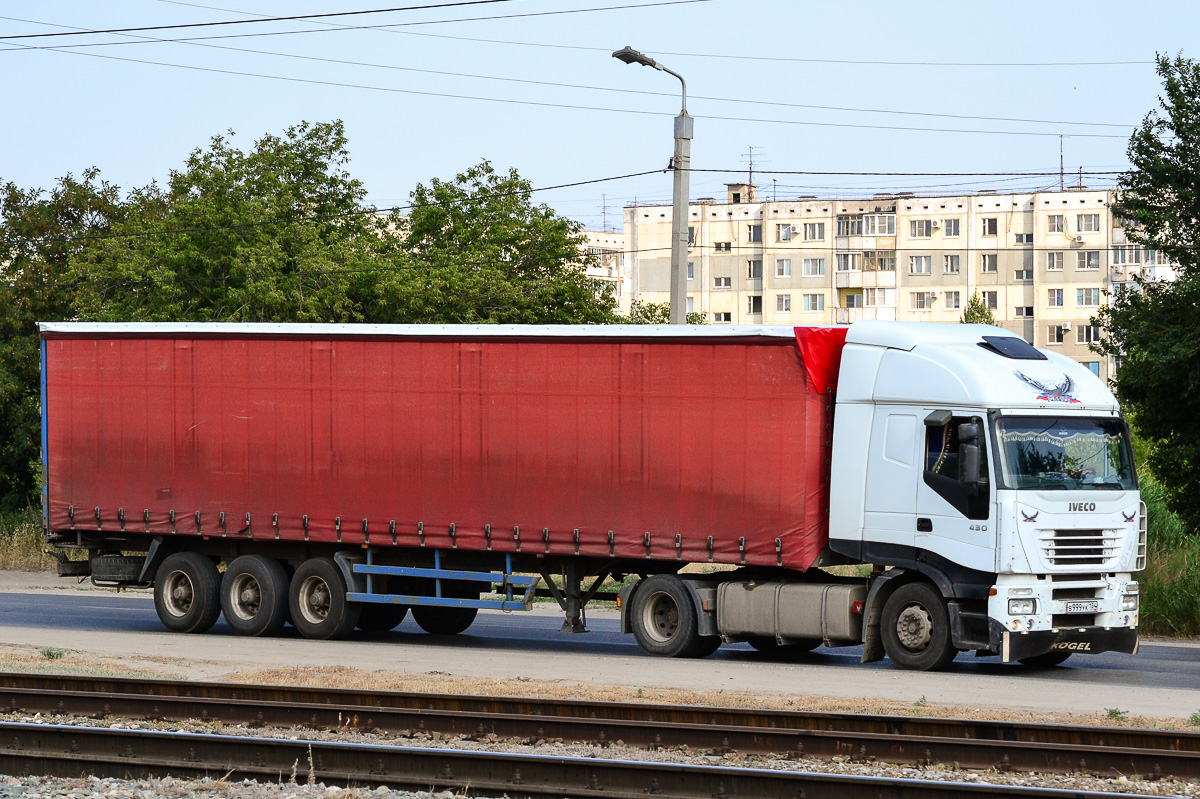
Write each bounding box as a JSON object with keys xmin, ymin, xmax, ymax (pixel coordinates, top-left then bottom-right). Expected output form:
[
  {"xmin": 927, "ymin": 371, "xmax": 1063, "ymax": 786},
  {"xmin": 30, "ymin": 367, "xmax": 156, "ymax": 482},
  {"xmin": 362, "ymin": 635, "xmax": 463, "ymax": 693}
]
[{"xmin": 1, "ymin": 1, "xmax": 1195, "ymax": 231}]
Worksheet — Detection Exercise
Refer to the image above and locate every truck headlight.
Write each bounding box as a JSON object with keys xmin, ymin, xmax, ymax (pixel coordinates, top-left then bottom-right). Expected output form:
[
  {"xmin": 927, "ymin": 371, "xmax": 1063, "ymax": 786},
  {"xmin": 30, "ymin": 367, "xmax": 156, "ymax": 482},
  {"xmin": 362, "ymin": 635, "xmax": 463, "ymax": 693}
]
[
  {"xmin": 1121, "ymin": 594, "xmax": 1139, "ymax": 611},
  {"xmin": 1008, "ymin": 598, "xmax": 1036, "ymax": 615}
]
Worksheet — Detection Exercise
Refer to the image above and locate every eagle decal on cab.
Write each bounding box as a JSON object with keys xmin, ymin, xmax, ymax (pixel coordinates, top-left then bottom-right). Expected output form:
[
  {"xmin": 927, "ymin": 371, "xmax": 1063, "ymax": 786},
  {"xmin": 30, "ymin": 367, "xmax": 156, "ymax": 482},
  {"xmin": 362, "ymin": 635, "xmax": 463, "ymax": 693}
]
[{"xmin": 1013, "ymin": 371, "xmax": 1081, "ymax": 404}]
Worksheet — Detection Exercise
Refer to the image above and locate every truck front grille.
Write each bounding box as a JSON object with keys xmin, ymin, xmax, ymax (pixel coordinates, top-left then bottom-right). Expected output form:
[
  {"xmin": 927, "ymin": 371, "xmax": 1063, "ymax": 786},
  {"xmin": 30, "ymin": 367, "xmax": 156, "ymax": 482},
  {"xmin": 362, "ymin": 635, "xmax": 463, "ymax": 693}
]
[{"xmin": 1040, "ymin": 529, "xmax": 1118, "ymax": 568}]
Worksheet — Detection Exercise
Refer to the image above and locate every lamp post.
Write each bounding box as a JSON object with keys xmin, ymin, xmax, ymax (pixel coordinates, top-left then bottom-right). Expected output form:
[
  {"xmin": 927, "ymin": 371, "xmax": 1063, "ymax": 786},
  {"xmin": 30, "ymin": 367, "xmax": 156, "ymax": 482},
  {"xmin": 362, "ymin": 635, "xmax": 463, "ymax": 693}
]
[{"xmin": 613, "ymin": 45, "xmax": 691, "ymax": 325}]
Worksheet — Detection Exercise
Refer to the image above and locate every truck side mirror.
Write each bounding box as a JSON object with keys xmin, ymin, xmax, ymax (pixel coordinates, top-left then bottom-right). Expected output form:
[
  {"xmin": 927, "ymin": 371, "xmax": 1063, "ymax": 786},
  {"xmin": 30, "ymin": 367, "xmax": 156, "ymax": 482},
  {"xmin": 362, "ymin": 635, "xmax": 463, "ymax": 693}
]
[
  {"xmin": 958, "ymin": 422, "xmax": 981, "ymax": 443},
  {"xmin": 959, "ymin": 442, "xmax": 981, "ymax": 492}
]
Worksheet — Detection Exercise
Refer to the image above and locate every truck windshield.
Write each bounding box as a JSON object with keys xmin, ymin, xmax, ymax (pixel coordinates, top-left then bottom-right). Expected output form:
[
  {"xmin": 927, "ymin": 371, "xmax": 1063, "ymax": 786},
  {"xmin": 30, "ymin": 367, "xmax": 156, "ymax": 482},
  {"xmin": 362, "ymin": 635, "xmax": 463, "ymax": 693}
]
[{"xmin": 994, "ymin": 416, "xmax": 1136, "ymax": 491}]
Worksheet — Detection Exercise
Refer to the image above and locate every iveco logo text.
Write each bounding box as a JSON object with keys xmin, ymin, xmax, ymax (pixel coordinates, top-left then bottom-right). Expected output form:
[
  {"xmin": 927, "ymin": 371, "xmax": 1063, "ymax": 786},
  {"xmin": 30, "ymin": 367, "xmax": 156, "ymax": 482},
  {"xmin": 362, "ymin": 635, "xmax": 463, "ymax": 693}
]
[
  {"xmin": 1069, "ymin": 502, "xmax": 1097, "ymax": 512},
  {"xmin": 1051, "ymin": 642, "xmax": 1093, "ymax": 651}
]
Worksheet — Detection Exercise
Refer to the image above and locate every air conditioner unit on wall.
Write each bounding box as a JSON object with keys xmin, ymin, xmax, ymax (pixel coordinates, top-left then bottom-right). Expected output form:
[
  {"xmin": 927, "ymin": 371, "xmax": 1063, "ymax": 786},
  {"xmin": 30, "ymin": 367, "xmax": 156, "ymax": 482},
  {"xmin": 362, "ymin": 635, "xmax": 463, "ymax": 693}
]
[
  {"xmin": 931, "ymin": 220, "xmax": 941, "ymax": 229},
  {"xmin": 1074, "ymin": 235, "xmax": 1086, "ymax": 243},
  {"xmin": 1061, "ymin": 322, "xmax": 1073, "ymax": 330}
]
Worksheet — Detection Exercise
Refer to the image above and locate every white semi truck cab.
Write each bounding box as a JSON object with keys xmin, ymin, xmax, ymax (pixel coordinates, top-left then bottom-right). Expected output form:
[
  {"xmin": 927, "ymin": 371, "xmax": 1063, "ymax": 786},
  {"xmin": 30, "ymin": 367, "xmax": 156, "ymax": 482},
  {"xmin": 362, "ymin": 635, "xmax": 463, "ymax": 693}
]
[{"xmin": 828, "ymin": 321, "xmax": 1142, "ymax": 669}]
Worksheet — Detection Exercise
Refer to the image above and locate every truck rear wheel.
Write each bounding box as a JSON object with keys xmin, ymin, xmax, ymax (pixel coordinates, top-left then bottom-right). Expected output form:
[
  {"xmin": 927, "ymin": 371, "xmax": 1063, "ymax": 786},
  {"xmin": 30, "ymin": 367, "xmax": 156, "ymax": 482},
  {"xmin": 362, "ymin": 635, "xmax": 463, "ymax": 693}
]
[
  {"xmin": 411, "ymin": 605, "xmax": 477, "ymax": 635},
  {"xmin": 221, "ymin": 555, "xmax": 290, "ymax": 637},
  {"xmin": 154, "ymin": 552, "xmax": 222, "ymax": 634},
  {"xmin": 358, "ymin": 604, "xmax": 409, "ymax": 632},
  {"xmin": 880, "ymin": 582, "xmax": 958, "ymax": 671},
  {"xmin": 289, "ymin": 558, "xmax": 361, "ymax": 640},
  {"xmin": 630, "ymin": 575, "xmax": 715, "ymax": 658}
]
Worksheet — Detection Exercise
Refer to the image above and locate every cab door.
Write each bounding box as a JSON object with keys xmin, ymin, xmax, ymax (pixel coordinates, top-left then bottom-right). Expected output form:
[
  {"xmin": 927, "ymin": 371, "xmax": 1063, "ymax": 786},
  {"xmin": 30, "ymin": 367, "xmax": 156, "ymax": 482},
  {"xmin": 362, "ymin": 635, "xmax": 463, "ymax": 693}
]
[
  {"xmin": 861, "ymin": 409, "xmax": 920, "ymax": 551},
  {"xmin": 915, "ymin": 410, "xmax": 997, "ymax": 573}
]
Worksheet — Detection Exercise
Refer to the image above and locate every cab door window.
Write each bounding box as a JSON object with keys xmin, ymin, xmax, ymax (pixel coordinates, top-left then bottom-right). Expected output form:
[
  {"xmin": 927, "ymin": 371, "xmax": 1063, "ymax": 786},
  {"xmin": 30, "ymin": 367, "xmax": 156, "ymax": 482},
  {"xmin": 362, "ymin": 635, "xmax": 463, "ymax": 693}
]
[{"xmin": 923, "ymin": 414, "xmax": 989, "ymax": 520}]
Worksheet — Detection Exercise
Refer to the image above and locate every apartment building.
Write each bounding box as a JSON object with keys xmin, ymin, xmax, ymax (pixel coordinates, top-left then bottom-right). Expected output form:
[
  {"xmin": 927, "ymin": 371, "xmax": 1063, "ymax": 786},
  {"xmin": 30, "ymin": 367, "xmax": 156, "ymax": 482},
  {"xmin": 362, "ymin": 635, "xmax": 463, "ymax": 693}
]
[
  {"xmin": 622, "ymin": 184, "xmax": 1176, "ymax": 381},
  {"xmin": 582, "ymin": 229, "xmax": 626, "ymax": 305}
]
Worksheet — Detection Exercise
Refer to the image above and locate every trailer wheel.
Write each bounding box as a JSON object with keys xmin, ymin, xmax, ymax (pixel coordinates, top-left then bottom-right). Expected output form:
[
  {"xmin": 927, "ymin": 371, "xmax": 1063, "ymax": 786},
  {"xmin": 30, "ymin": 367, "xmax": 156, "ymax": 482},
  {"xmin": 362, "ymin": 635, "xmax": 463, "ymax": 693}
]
[
  {"xmin": 154, "ymin": 552, "xmax": 222, "ymax": 634},
  {"xmin": 289, "ymin": 558, "xmax": 361, "ymax": 640},
  {"xmin": 1018, "ymin": 651, "xmax": 1071, "ymax": 668},
  {"xmin": 357, "ymin": 604, "xmax": 409, "ymax": 632},
  {"xmin": 880, "ymin": 582, "xmax": 958, "ymax": 671},
  {"xmin": 630, "ymin": 575, "xmax": 714, "ymax": 658},
  {"xmin": 221, "ymin": 555, "xmax": 290, "ymax": 637},
  {"xmin": 411, "ymin": 605, "xmax": 477, "ymax": 635}
]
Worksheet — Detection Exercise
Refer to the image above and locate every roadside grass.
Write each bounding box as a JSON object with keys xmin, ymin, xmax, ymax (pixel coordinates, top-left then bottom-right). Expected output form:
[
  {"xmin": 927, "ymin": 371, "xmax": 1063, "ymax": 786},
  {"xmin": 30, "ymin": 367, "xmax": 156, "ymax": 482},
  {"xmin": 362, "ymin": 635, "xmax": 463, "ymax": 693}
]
[
  {"xmin": 0, "ymin": 508, "xmax": 56, "ymax": 571},
  {"xmin": 1139, "ymin": 481, "xmax": 1200, "ymax": 637}
]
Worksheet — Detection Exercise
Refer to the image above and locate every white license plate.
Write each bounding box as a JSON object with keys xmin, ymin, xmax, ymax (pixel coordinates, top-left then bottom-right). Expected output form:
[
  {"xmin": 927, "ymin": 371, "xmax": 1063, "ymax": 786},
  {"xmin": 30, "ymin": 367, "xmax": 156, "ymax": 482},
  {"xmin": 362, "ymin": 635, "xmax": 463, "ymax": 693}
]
[{"xmin": 1065, "ymin": 600, "xmax": 1099, "ymax": 614}]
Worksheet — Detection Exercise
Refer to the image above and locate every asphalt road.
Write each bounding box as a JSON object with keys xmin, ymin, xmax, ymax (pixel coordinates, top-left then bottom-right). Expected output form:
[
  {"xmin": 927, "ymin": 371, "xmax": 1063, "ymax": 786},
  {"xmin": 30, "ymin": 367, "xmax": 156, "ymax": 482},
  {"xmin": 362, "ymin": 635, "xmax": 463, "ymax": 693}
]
[{"xmin": 1, "ymin": 587, "xmax": 1197, "ymax": 720}]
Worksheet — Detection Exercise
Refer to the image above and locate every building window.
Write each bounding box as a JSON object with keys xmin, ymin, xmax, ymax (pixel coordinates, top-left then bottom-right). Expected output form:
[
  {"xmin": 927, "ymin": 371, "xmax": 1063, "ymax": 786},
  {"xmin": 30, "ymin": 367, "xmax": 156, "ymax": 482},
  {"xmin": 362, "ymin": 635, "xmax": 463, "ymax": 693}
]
[
  {"xmin": 1077, "ymin": 287, "xmax": 1101, "ymax": 307},
  {"xmin": 748, "ymin": 224, "xmax": 762, "ymax": 243},
  {"xmin": 1047, "ymin": 252, "xmax": 1063, "ymax": 271},
  {"xmin": 686, "ymin": 296, "xmax": 694, "ymax": 313},
  {"xmin": 836, "ymin": 253, "xmax": 861, "ymax": 272},
  {"xmin": 802, "ymin": 258, "xmax": 825, "ymax": 277},
  {"xmin": 1047, "ymin": 288, "xmax": 1064, "ymax": 307},
  {"xmin": 843, "ymin": 293, "xmax": 863, "ymax": 308},
  {"xmin": 1145, "ymin": 249, "xmax": 1170, "ymax": 265},
  {"xmin": 864, "ymin": 214, "xmax": 895, "ymax": 235},
  {"xmin": 802, "ymin": 293, "xmax": 825, "ymax": 312},
  {"xmin": 715, "ymin": 242, "xmax": 731, "ymax": 252},
  {"xmin": 714, "ymin": 312, "xmax": 731, "ymax": 323},
  {"xmin": 863, "ymin": 250, "xmax": 896, "ymax": 271},
  {"xmin": 943, "ymin": 254, "xmax": 960, "ymax": 273},
  {"xmin": 747, "ymin": 295, "xmax": 763, "ymax": 314},
  {"xmin": 776, "ymin": 223, "xmax": 792, "ymax": 242},
  {"xmin": 944, "ymin": 219, "xmax": 960, "ymax": 237},
  {"xmin": 1077, "ymin": 324, "xmax": 1101, "ymax": 344},
  {"xmin": 687, "ymin": 226, "xmax": 695, "ymax": 246},
  {"xmin": 1048, "ymin": 325, "xmax": 1066, "ymax": 344},
  {"xmin": 982, "ymin": 217, "xmax": 998, "ymax": 236},
  {"xmin": 945, "ymin": 290, "xmax": 961, "ymax": 310},
  {"xmin": 686, "ymin": 261, "xmax": 694, "ymax": 280},
  {"xmin": 1077, "ymin": 213, "xmax": 1100, "ymax": 233},
  {"xmin": 1048, "ymin": 215, "xmax": 1064, "ymax": 233},
  {"xmin": 1085, "ymin": 361, "xmax": 1100, "ymax": 376},
  {"xmin": 1112, "ymin": 245, "xmax": 1141, "ymax": 265},
  {"xmin": 982, "ymin": 291, "xmax": 998, "ymax": 309},
  {"xmin": 747, "ymin": 259, "xmax": 763, "ymax": 279},
  {"xmin": 836, "ymin": 215, "xmax": 863, "ymax": 236},
  {"xmin": 1015, "ymin": 233, "xmax": 1033, "ymax": 245},
  {"xmin": 910, "ymin": 219, "xmax": 932, "ymax": 238},
  {"xmin": 1015, "ymin": 269, "xmax": 1033, "ymax": 281},
  {"xmin": 864, "ymin": 288, "xmax": 895, "ymax": 307},
  {"xmin": 777, "ymin": 294, "xmax": 791, "ymax": 312},
  {"xmin": 909, "ymin": 255, "xmax": 932, "ymax": 274},
  {"xmin": 981, "ymin": 253, "xmax": 998, "ymax": 273},
  {"xmin": 803, "ymin": 222, "xmax": 825, "ymax": 241},
  {"xmin": 775, "ymin": 258, "xmax": 791, "ymax": 278},
  {"xmin": 1014, "ymin": 306, "xmax": 1034, "ymax": 317},
  {"xmin": 910, "ymin": 291, "xmax": 935, "ymax": 310},
  {"xmin": 714, "ymin": 276, "xmax": 731, "ymax": 288},
  {"xmin": 1076, "ymin": 251, "xmax": 1100, "ymax": 270}
]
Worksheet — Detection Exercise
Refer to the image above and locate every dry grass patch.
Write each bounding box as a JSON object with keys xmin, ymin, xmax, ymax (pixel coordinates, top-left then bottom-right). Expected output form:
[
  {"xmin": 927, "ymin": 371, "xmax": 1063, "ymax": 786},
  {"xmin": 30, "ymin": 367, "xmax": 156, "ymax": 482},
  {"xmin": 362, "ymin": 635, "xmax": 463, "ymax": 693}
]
[
  {"xmin": 225, "ymin": 665, "xmax": 1200, "ymax": 732},
  {"xmin": 0, "ymin": 644, "xmax": 185, "ymax": 680}
]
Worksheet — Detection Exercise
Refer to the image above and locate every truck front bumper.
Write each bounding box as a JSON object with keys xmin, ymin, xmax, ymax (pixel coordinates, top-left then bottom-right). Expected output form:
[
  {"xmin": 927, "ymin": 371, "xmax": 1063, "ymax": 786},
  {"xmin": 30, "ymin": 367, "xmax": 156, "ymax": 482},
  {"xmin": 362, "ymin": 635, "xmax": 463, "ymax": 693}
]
[{"xmin": 989, "ymin": 620, "xmax": 1138, "ymax": 662}]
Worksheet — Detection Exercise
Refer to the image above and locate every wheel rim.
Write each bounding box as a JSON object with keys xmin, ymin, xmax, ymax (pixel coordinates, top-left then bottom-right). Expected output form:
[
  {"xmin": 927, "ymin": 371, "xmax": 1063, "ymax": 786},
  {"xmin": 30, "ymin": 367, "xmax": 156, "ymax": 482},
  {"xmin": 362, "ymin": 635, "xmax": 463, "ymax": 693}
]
[
  {"xmin": 641, "ymin": 590, "xmax": 679, "ymax": 643},
  {"xmin": 228, "ymin": 573, "xmax": 262, "ymax": 621},
  {"xmin": 895, "ymin": 602, "xmax": 933, "ymax": 651},
  {"xmin": 297, "ymin": 574, "xmax": 333, "ymax": 625},
  {"xmin": 161, "ymin": 569, "xmax": 194, "ymax": 618}
]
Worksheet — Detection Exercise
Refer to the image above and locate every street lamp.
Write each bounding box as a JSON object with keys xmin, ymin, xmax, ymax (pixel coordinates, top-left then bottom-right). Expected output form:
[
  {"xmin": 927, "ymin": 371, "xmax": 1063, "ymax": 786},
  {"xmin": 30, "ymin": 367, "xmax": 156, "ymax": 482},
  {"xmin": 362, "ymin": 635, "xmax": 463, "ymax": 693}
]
[{"xmin": 613, "ymin": 45, "xmax": 691, "ymax": 325}]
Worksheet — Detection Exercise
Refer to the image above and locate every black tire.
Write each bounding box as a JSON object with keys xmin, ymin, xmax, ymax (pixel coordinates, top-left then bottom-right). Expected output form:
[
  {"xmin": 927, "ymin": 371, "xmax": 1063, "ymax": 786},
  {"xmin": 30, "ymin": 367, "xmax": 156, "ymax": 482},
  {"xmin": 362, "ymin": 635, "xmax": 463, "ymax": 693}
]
[
  {"xmin": 747, "ymin": 636, "xmax": 820, "ymax": 657},
  {"xmin": 1019, "ymin": 651, "xmax": 1072, "ymax": 668},
  {"xmin": 221, "ymin": 555, "xmax": 290, "ymax": 637},
  {"xmin": 880, "ymin": 582, "xmax": 958, "ymax": 671},
  {"xmin": 153, "ymin": 552, "xmax": 222, "ymax": 634},
  {"xmin": 357, "ymin": 603, "xmax": 409, "ymax": 632},
  {"xmin": 629, "ymin": 575, "xmax": 716, "ymax": 658},
  {"xmin": 411, "ymin": 605, "xmax": 477, "ymax": 635},
  {"xmin": 289, "ymin": 557, "xmax": 361, "ymax": 640},
  {"xmin": 90, "ymin": 556, "xmax": 146, "ymax": 583}
]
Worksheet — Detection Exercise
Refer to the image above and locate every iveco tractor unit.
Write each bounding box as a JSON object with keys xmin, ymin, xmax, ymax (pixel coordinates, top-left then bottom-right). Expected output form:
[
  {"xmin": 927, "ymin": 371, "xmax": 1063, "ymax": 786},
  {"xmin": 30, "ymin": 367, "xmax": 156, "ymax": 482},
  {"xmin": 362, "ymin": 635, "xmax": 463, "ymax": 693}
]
[{"xmin": 40, "ymin": 321, "xmax": 1143, "ymax": 670}]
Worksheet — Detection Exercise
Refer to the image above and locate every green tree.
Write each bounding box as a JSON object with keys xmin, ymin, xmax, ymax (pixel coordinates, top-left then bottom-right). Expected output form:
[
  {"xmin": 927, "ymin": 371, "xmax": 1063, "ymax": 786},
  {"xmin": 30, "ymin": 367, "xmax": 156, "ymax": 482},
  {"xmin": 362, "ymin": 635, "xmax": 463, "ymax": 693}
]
[
  {"xmin": 70, "ymin": 121, "xmax": 382, "ymax": 323},
  {"xmin": 0, "ymin": 169, "xmax": 125, "ymax": 508},
  {"xmin": 626, "ymin": 299, "xmax": 708, "ymax": 324},
  {"xmin": 373, "ymin": 161, "xmax": 617, "ymax": 324},
  {"xmin": 1097, "ymin": 54, "xmax": 1200, "ymax": 533},
  {"xmin": 959, "ymin": 292, "xmax": 998, "ymax": 325}
]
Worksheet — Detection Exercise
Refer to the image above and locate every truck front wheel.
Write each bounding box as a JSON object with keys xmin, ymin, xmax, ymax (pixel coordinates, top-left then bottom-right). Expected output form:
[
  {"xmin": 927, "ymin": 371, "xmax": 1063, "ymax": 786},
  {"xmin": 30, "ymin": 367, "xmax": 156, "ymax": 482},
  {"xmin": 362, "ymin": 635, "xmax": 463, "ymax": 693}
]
[
  {"xmin": 880, "ymin": 582, "xmax": 958, "ymax": 671},
  {"xmin": 221, "ymin": 555, "xmax": 290, "ymax": 637},
  {"xmin": 289, "ymin": 558, "xmax": 361, "ymax": 640},
  {"xmin": 630, "ymin": 575, "xmax": 715, "ymax": 658},
  {"xmin": 154, "ymin": 552, "xmax": 222, "ymax": 634}
]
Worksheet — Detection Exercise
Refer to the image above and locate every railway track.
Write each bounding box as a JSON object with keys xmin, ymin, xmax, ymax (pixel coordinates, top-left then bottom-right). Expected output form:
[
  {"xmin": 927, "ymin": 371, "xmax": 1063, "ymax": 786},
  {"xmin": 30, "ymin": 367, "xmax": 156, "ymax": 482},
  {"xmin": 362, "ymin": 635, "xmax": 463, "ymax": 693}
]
[
  {"xmin": 0, "ymin": 721, "xmax": 1158, "ymax": 799},
  {"xmin": 0, "ymin": 672, "xmax": 1194, "ymax": 788}
]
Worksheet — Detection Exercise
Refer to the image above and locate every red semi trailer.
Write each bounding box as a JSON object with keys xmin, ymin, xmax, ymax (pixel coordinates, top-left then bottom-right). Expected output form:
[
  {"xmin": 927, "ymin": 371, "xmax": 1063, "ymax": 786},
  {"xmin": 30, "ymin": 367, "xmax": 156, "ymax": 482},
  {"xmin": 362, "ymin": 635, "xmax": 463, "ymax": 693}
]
[{"xmin": 41, "ymin": 321, "xmax": 1143, "ymax": 669}]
